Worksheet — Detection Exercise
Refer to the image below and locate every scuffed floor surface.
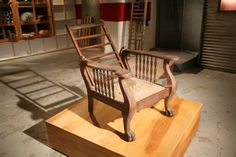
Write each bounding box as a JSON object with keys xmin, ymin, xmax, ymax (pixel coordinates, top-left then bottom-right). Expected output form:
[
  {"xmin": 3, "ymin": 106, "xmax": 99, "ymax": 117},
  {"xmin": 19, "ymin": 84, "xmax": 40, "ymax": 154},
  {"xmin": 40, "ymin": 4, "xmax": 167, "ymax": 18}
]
[{"xmin": 0, "ymin": 49, "xmax": 235, "ymax": 157}]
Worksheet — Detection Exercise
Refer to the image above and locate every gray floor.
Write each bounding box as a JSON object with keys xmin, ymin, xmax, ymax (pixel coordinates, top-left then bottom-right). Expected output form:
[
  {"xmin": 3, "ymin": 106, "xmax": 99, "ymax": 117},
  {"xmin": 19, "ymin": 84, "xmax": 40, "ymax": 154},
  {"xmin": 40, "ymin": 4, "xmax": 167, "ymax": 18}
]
[{"xmin": 0, "ymin": 49, "xmax": 235, "ymax": 157}]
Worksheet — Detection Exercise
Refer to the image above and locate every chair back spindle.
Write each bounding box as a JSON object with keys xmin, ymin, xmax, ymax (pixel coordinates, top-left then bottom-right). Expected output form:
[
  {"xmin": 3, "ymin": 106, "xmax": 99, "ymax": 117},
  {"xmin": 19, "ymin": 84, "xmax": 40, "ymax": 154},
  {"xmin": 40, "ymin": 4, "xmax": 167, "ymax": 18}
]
[
  {"xmin": 133, "ymin": 54, "xmax": 158, "ymax": 82},
  {"xmin": 92, "ymin": 68, "xmax": 115, "ymax": 99}
]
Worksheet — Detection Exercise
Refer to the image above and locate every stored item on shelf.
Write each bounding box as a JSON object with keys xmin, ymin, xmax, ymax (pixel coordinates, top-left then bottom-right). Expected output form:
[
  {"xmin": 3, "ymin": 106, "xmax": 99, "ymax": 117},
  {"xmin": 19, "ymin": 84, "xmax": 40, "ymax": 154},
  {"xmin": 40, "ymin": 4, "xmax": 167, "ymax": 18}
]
[
  {"xmin": 21, "ymin": 12, "xmax": 34, "ymax": 23},
  {"xmin": 38, "ymin": 29, "xmax": 48, "ymax": 36},
  {"xmin": 0, "ymin": 27, "xmax": 5, "ymax": 39},
  {"xmin": 35, "ymin": 0, "xmax": 46, "ymax": 4},
  {"xmin": 22, "ymin": 32, "xmax": 35, "ymax": 38},
  {"xmin": 36, "ymin": 15, "xmax": 44, "ymax": 22},
  {"xmin": 0, "ymin": 10, "xmax": 13, "ymax": 24},
  {"xmin": 0, "ymin": 0, "xmax": 54, "ymax": 43},
  {"xmin": 6, "ymin": 30, "xmax": 16, "ymax": 40}
]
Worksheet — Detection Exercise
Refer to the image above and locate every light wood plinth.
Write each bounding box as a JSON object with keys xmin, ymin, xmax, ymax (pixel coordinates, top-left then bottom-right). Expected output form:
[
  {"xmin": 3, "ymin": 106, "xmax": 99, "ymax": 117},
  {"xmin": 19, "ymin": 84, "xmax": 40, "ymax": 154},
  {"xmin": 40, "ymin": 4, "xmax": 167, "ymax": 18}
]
[{"xmin": 46, "ymin": 96, "xmax": 202, "ymax": 157}]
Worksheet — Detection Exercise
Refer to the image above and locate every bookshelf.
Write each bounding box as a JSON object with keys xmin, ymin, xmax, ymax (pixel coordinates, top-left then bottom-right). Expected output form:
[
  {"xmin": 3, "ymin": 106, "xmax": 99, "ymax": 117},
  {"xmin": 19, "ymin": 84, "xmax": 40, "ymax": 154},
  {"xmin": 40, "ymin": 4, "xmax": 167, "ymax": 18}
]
[{"xmin": 0, "ymin": 0, "xmax": 54, "ymax": 43}]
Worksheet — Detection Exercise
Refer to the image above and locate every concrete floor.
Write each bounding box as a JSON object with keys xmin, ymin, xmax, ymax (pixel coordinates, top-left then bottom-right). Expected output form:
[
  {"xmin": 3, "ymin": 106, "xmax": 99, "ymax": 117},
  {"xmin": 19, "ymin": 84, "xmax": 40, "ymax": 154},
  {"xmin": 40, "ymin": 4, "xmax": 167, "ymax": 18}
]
[{"xmin": 0, "ymin": 49, "xmax": 235, "ymax": 157}]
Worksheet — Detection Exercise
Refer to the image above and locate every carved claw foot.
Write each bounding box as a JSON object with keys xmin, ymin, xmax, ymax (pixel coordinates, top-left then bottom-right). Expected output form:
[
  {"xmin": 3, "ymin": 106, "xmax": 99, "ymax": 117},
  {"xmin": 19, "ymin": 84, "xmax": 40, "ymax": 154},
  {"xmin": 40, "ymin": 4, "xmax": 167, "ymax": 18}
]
[
  {"xmin": 125, "ymin": 130, "xmax": 136, "ymax": 142},
  {"xmin": 165, "ymin": 109, "xmax": 174, "ymax": 117}
]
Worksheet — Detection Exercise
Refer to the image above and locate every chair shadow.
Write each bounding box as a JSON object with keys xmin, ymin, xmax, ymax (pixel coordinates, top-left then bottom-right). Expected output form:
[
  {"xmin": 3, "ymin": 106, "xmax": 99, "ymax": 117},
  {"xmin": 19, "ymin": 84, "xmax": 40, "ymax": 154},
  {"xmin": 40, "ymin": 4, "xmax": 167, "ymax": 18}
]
[
  {"xmin": 69, "ymin": 99, "xmax": 127, "ymax": 141},
  {"xmin": 68, "ymin": 97, "xmax": 184, "ymax": 141},
  {"xmin": 17, "ymin": 85, "xmax": 85, "ymax": 147},
  {"xmin": 60, "ymin": 83, "xmax": 87, "ymax": 97},
  {"xmin": 150, "ymin": 106, "xmax": 167, "ymax": 116},
  {"xmin": 89, "ymin": 113, "xmax": 126, "ymax": 140},
  {"xmin": 182, "ymin": 66, "xmax": 204, "ymax": 74},
  {"xmin": 151, "ymin": 97, "xmax": 183, "ymax": 117},
  {"xmin": 17, "ymin": 95, "xmax": 75, "ymax": 147}
]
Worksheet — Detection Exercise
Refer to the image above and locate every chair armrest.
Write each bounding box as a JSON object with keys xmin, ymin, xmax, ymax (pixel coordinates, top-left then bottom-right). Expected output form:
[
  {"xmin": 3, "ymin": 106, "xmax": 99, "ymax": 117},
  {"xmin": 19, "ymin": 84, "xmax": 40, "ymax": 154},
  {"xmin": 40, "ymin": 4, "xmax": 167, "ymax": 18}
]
[
  {"xmin": 80, "ymin": 59, "xmax": 135, "ymax": 106},
  {"xmin": 82, "ymin": 59, "xmax": 131, "ymax": 79},
  {"xmin": 121, "ymin": 49, "xmax": 179, "ymax": 62},
  {"xmin": 120, "ymin": 49, "xmax": 177, "ymax": 95}
]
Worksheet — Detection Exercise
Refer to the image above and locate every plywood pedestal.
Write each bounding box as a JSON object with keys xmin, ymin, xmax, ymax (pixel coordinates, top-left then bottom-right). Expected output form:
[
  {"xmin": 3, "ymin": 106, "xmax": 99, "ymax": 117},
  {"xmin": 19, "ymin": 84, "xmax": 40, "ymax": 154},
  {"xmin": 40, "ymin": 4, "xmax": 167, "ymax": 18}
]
[{"xmin": 46, "ymin": 96, "xmax": 202, "ymax": 157}]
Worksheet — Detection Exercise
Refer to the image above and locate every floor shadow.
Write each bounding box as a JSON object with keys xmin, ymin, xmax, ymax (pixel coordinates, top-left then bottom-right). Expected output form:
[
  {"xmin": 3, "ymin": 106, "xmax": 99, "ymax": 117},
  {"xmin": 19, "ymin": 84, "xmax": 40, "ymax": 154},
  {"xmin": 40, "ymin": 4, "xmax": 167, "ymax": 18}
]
[
  {"xmin": 24, "ymin": 121, "xmax": 49, "ymax": 146},
  {"xmin": 16, "ymin": 95, "xmax": 48, "ymax": 120},
  {"xmin": 16, "ymin": 94, "xmax": 78, "ymax": 120},
  {"xmin": 181, "ymin": 66, "xmax": 204, "ymax": 74},
  {"xmin": 0, "ymin": 68, "xmax": 82, "ymax": 112},
  {"xmin": 166, "ymin": 66, "xmax": 203, "ymax": 77},
  {"xmin": 60, "ymin": 84, "xmax": 86, "ymax": 97},
  {"xmin": 16, "ymin": 95, "xmax": 80, "ymax": 147}
]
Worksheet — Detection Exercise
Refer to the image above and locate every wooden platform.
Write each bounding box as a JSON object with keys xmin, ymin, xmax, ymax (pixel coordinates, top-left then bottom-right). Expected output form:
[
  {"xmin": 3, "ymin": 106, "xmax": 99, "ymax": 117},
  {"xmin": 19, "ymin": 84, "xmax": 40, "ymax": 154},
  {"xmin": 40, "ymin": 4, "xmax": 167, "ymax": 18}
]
[{"xmin": 46, "ymin": 96, "xmax": 202, "ymax": 157}]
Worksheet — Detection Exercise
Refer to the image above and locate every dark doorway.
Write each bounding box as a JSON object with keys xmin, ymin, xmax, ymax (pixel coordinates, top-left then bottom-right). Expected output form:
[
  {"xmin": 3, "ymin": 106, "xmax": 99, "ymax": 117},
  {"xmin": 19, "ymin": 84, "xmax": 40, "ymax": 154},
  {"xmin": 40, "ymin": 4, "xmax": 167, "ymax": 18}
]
[
  {"xmin": 156, "ymin": 0, "xmax": 184, "ymax": 49},
  {"xmin": 156, "ymin": 0, "xmax": 204, "ymax": 52}
]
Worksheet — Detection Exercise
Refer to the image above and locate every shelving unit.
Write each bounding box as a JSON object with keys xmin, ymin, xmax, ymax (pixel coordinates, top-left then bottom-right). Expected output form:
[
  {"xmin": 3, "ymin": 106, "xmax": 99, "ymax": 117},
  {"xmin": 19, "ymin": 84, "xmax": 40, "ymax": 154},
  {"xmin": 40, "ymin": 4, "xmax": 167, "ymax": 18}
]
[
  {"xmin": 53, "ymin": 0, "xmax": 76, "ymax": 35},
  {"xmin": 0, "ymin": 1, "xmax": 17, "ymax": 43},
  {"xmin": 0, "ymin": 0, "xmax": 77, "ymax": 60},
  {"xmin": 0, "ymin": 0, "xmax": 54, "ymax": 43},
  {"xmin": 52, "ymin": 0, "xmax": 76, "ymax": 48}
]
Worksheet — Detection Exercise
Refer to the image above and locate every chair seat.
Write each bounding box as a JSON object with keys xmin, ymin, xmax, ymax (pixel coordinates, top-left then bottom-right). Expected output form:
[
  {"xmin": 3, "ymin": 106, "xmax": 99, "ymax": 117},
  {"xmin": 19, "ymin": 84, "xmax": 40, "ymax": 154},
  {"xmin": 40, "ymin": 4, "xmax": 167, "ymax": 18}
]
[{"xmin": 114, "ymin": 77, "xmax": 165, "ymax": 102}]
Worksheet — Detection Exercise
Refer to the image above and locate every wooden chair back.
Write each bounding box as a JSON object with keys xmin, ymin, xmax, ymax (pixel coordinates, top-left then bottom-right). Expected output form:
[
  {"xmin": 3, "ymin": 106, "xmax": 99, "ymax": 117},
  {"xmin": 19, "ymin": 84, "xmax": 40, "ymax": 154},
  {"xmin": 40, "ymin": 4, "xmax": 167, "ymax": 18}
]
[{"xmin": 66, "ymin": 22, "xmax": 124, "ymax": 68}]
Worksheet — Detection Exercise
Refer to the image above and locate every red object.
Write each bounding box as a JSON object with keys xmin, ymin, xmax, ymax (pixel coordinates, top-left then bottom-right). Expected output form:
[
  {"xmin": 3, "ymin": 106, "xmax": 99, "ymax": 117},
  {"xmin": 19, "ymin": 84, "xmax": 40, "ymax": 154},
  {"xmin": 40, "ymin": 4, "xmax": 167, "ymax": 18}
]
[
  {"xmin": 220, "ymin": 0, "xmax": 236, "ymax": 11},
  {"xmin": 100, "ymin": 3, "xmax": 132, "ymax": 21},
  {"xmin": 75, "ymin": 4, "xmax": 82, "ymax": 19},
  {"xmin": 75, "ymin": 2, "xmax": 151, "ymax": 22}
]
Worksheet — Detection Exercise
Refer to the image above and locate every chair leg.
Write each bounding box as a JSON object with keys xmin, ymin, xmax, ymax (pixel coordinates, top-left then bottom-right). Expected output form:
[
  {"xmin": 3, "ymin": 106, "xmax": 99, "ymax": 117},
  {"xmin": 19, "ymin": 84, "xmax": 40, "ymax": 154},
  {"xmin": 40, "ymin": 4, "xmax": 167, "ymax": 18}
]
[
  {"xmin": 164, "ymin": 96, "xmax": 174, "ymax": 117},
  {"xmin": 122, "ymin": 110, "xmax": 136, "ymax": 142},
  {"xmin": 88, "ymin": 94, "xmax": 94, "ymax": 114}
]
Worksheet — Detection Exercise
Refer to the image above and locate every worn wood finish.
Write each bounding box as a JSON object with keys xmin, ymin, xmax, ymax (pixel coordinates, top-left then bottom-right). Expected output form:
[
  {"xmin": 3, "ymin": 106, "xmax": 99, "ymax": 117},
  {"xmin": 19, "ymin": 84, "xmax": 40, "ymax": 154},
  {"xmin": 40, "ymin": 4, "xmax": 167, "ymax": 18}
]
[
  {"xmin": 46, "ymin": 96, "xmax": 203, "ymax": 157},
  {"xmin": 66, "ymin": 22, "xmax": 179, "ymax": 141}
]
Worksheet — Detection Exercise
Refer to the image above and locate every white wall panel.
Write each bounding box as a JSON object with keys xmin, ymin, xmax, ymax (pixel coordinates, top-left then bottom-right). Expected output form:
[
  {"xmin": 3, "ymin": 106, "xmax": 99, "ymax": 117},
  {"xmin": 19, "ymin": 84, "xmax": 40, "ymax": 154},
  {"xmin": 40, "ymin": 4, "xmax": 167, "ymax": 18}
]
[
  {"xmin": 67, "ymin": 34, "xmax": 74, "ymax": 48},
  {"xmin": 0, "ymin": 43, "xmax": 14, "ymax": 59},
  {"xmin": 43, "ymin": 37, "xmax": 57, "ymax": 51},
  {"xmin": 65, "ymin": 5, "xmax": 76, "ymax": 20},
  {"xmin": 55, "ymin": 21, "xmax": 67, "ymax": 35},
  {"xmin": 13, "ymin": 40, "xmax": 30, "ymax": 56},
  {"xmin": 53, "ymin": 6, "xmax": 66, "ymax": 20},
  {"xmin": 56, "ymin": 34, "xmax": 68, "ymax": 49},
  {"xmin": 52, "ymin": 0, "xmax": 64, "ymax": 5},
  {"xmin": 104, "ymin": 21, "xmax": 119, "ymax": 51},
  {"xmin": 30, "ymin": 38, "xmax": 44, "ymax": 54}
]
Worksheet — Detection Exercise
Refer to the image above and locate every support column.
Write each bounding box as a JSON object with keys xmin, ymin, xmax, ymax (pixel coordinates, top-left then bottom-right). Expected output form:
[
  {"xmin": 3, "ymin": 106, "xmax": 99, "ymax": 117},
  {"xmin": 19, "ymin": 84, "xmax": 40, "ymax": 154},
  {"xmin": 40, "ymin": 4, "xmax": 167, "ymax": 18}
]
[{"xmin": 82, "ymin": 0, "xmax": 100, "ymax": 23}]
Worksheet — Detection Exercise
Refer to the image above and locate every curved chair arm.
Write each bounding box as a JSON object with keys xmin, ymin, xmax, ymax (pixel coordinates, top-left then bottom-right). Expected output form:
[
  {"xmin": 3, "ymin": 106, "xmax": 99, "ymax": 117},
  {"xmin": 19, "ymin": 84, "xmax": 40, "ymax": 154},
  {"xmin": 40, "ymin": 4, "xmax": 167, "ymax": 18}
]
[
  {"xmin": 163, "ymin": 60, "xmax": 177, "ymax": 96},
  {"xmin": 120, "ymin": 49, "xmax": 179, "ymax": 68},
  {"xmin": 120, "ymin": 49, "xmax": 178, "ymax": 94},
  {"xmin": 80, "ymin": 59, "xmax": 135, "ymax": 102},
  {"xmin": 85, "ymin": 59, "xmax": 130, "ymax": 79}
]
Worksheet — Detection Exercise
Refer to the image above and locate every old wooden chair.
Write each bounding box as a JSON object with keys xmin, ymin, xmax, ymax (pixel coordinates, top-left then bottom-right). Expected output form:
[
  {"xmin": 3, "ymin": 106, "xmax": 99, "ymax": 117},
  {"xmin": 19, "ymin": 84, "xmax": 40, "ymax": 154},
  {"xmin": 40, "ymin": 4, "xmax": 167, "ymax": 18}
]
[{"xmin": 66, "ymin": 22, "xmax": 179, "ymax": 142}]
